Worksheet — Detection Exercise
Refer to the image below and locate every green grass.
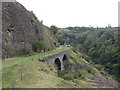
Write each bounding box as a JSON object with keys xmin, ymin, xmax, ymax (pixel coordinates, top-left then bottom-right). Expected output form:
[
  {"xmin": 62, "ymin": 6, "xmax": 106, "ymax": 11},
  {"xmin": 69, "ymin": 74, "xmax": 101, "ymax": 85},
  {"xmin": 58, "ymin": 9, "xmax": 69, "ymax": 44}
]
[
  {"xmin": 42, "ymin": 25, "xmax": 58, "ymax": 50},
  {"xmin": 2, "ymin": 45, "xmax": 69, "ymax": 69},
  {"xmin": 61, "ymin": 50, "xmax": 102, "ymax": 87},
  {"xmin": 39, "ymin": 45, "xmax": 69, "ymax": 58},
  {"xmin": 69, "ymin": 50, "xmax": 101, "ymax": 77},
  {"xmin": 2, "ymin": 45, "xmax": 74, "ymax": 88},
  {"xmin": 2, "ymin": 45, "xmax": 103, "ymax": 88},
  {"xmin": 2, "ymin": 59, "xmax": 75, "ymax": 88}
]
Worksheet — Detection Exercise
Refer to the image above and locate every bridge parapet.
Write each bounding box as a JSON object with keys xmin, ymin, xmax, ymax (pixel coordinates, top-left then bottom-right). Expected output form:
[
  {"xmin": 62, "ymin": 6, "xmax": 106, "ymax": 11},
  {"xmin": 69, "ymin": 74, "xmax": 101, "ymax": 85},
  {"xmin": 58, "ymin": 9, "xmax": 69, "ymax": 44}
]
[{"xmin": 39, "ymin": 49, "xmax": 69, "ymax": 61}]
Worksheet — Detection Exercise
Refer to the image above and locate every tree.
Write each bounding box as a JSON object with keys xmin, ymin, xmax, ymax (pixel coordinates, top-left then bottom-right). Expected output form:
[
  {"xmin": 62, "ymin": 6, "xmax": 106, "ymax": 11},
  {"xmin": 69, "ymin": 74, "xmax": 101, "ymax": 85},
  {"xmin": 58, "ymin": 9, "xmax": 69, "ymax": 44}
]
[{"xmin": 50, "ymin": 25, "xmax": 58, "ymax": 34}]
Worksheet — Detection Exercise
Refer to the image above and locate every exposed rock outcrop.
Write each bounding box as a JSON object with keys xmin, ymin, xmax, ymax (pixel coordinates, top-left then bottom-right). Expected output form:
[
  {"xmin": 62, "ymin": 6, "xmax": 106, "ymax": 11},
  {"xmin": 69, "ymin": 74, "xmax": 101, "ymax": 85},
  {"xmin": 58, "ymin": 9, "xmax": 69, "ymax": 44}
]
[{"xmin": 2, "ymin": 2, "xmax": 58, "ymax": 59}]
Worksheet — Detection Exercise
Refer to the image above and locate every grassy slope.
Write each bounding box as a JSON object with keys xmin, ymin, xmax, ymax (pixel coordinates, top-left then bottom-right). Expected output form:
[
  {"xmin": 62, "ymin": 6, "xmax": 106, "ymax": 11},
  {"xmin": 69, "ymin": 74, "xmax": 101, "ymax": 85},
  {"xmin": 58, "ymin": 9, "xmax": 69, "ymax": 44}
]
[
  {"xmin": 42, "ymin": 25, "xmax": 58, "ymax": 50},
  {"xmin": 2, "ymin": 46, "xmax": 113, "ymax": 88},
  {"xmin": 3, "ymin": 58, "xmax": 75, "ymax": 88},
  {"xmin": 2, "ymin": 46, "xmax": 75, "ymax": 88},
  {"xmin": 3, "ymin": 46, "xmax": 69, "ymax": 68},
  {"xmin": 70, "ymin": 50, "xmax": 101, "ymax": 77},
  {"xmin": 62, "ymin": 49, "xmax": 102, "ymax": 88},
  {"xmin": 66, "ymin": 50, "xmax": 117, "ymax": 88}
]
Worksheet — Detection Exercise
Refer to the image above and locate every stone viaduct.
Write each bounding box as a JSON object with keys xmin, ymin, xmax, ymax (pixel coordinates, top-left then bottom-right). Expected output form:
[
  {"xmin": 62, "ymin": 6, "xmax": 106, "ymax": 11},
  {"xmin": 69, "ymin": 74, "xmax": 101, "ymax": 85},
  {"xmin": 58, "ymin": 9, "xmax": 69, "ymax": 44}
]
[{"xmin": 39, "ymin": 50, "xmax": 70, "ymax": 71}]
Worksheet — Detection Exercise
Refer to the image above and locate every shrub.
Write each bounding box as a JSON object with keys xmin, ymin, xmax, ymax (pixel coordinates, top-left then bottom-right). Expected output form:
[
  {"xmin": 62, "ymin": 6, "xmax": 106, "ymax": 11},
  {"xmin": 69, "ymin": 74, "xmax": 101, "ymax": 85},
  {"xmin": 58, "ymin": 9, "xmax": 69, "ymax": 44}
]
[
  {"xmin": 58, "ymin": 70, "xmax": 87, "ymax": 81},
  {"xmin": 31, "ymin": 17, "xmax": 38, "ymax": 23},
  {"xmin": 68, "ymin": 59, "xmax": 75, "ymax": 64},
  {"xmin": 16, "ymin": 48, "xmax": 33, "ymax": 56},
  {"xmin": 84, "ymin": 55, "xmax": 91, "ymax": 62},
  {"xmin": 77, "ymin": 76, "xmax": 86, "ymax": 80},
  {"xmin": 32, "ymin": 41, "xmax": 45, "ymax": 52},
  {"xmin": 58, "ymin": 70, "xmax": 74, "ymax": 80}
]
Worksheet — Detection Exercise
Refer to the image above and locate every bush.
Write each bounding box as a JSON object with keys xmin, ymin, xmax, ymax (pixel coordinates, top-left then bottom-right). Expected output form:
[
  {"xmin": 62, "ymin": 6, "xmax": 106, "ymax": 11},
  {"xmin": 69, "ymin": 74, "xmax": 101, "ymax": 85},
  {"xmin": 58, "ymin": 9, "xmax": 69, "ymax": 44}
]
[
  {"xmin": 58, "ymin": 70, "xmax": 74, "ymax": 80},
  {"xmin": 16, "ymin": 48, "xmax": 33, "ymax": 56},
  {"xmin": 68, "ymin": 59, "xmax": 75, "ymax": 64},
  {"xmin": 50, "ymin": 25, "xmax": 58, "ymax": 34},
  {"xmin": 32, "ymin": 41, "xmax": 45, "ymax": 52},
  {"xmin": 58, "ymin": 70, "xmax": 85, "ymax": 81},
  {"xmin": 31, "ymin": 17, "xmax": 38, "ymax": 23},
  {"xmin": 79, "ymin": 76, "xmax": 86, "ymax": 80},
  {"xmin": 62, "ymin": 74, "xmax": 74, "ymax": 80},
  {"xmin": 84, "ymin": 55, "xmax": 91, "ymax": 62},
  {"xmin": 94, "ymin": 64, "xmax": 103, "ymax": 70}
]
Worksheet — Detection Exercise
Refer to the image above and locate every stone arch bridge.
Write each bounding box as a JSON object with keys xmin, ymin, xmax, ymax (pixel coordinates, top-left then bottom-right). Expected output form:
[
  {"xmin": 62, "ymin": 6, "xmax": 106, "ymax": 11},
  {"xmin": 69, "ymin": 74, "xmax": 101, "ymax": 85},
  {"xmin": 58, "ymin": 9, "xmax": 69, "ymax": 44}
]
[{"xmin": 39, "ymin": 50, "xmax": 70, "ymax": 71}]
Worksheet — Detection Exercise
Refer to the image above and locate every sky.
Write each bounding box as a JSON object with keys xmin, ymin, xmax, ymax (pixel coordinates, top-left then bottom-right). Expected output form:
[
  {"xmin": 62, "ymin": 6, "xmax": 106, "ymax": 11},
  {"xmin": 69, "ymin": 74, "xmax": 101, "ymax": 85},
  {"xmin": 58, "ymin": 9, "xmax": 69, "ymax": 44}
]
[{"xmin": 16, "ymin": 0, "xmax": 119, "ymax": 28}]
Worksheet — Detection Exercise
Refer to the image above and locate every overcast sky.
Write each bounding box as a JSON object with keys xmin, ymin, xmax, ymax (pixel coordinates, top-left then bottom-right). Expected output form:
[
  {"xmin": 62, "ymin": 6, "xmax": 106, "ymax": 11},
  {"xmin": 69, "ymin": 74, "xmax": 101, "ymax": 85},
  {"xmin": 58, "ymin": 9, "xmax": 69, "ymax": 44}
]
[{"xmin": 16, "ymin": 0, "xmax": 119, "ymax": 28}]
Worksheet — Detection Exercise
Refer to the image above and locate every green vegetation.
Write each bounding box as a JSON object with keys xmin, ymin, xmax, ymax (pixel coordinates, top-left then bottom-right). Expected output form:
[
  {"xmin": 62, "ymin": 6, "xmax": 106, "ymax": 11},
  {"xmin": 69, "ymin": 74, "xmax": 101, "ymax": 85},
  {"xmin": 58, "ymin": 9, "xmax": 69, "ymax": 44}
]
[
  {"xmin": 2, "ymin": 45, "xmax": 115, "ymax": 88},
  {"xmin": 5, "ymin": 37, "xmax": 11, "ymax": 44},
  {"xmin": 58, "ymin": 70, "xmax": 74, "ymax": 80},
  {"xmin": 32, "ymin": 41, "xmax": 45, "ymax": 52},
  {"xmin": 2, "ymin": 58, "xmax": 74, "ymax": 88},
  {"xmin": 3, "ymin": 45, "xmax": 69, "ymax": 68},
  {"xmin": 3, "ymin": 2, "xmax": 118, "ymax": 88},
  {"xmin": 42, "ymin": 25, "xmax": 58, "ymax": 50},
  {"xmin": 56, "ymin": 27, "xmax": 119, "ymax": 81},
  {"xmin": 31, "ymin": 17, "xmax": 38, "ymax": 24},
  {"xmin": 2, "ymin": 46, "xmax": 74, "ymax": 88},
  {"xmin": 16, "ymin": 49, "xmax": 34, "ymax": 57},
  {"xmin": 57, "ymin": 49, "xmax": 103, "ymax": 88},
  {"xmin": 69, "ymin": 50, "xmax": 101, "ymax": 77},
  {"xmin": 50, "ymin": 25, "xmax": 59, "ymax": 34}
]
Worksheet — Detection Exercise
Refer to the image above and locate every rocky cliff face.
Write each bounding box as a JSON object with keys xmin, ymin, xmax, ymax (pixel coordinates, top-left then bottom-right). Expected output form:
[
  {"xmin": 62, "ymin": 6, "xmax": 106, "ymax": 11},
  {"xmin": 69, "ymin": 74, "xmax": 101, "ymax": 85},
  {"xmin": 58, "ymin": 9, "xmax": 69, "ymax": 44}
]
[{"xmin": 2, "ymin": 2, "xmax": 58, "ymax": 59}]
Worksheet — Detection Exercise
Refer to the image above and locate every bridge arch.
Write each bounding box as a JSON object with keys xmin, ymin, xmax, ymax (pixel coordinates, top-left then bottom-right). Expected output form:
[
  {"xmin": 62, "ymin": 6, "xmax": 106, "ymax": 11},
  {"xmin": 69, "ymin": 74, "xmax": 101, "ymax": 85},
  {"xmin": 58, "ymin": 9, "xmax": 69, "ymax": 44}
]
[
  {"xmin": 54, "ymin": 58, "xmax": 61, "ymax": 70},
  {"xmin": 63, "ymin": 54, "xmax": 68, "ymax": 62}
]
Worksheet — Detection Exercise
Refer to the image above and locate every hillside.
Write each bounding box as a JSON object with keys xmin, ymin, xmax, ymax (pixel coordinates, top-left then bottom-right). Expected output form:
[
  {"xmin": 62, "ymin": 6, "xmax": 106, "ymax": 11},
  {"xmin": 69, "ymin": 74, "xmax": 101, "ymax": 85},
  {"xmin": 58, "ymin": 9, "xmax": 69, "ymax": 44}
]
[
  {"xmin": 1, "ymin": 1, "xmax": 119, "ymax": 89},
  {"xmin": 2, "ymin": 46, "xmax": 118, "ymax": 88},
  {"xmin": 56, "ymin": 27, "xmax": 120, "ymax": 82},
  {"xmin": 2, "ymin": 2, "xmax": 58, "ymax": 59},
  {"xmin": 2, "ymin": 50, "xmax": 76, "ymax": 88}
]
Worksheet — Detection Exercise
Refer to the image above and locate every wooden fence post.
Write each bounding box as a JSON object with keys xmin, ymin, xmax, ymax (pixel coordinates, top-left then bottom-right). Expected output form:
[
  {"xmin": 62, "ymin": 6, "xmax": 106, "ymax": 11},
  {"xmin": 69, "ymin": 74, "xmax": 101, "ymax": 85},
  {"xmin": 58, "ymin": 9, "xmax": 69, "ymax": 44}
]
[
  {"xmin": 20, "ymin": 60, "xmax": 23, "ymax": 80},
  {"xmin": 12, "ymin": 80, "xmax": 16, "ymax": 90}
]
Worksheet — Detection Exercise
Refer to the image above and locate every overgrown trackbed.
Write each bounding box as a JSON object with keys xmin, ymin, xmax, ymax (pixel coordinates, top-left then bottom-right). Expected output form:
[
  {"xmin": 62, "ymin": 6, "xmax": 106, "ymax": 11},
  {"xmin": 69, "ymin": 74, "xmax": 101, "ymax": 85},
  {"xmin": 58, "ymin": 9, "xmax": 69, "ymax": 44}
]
[{"xmin": 2, "ymin": 45, "xmax": 70, "ymax": 69}]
